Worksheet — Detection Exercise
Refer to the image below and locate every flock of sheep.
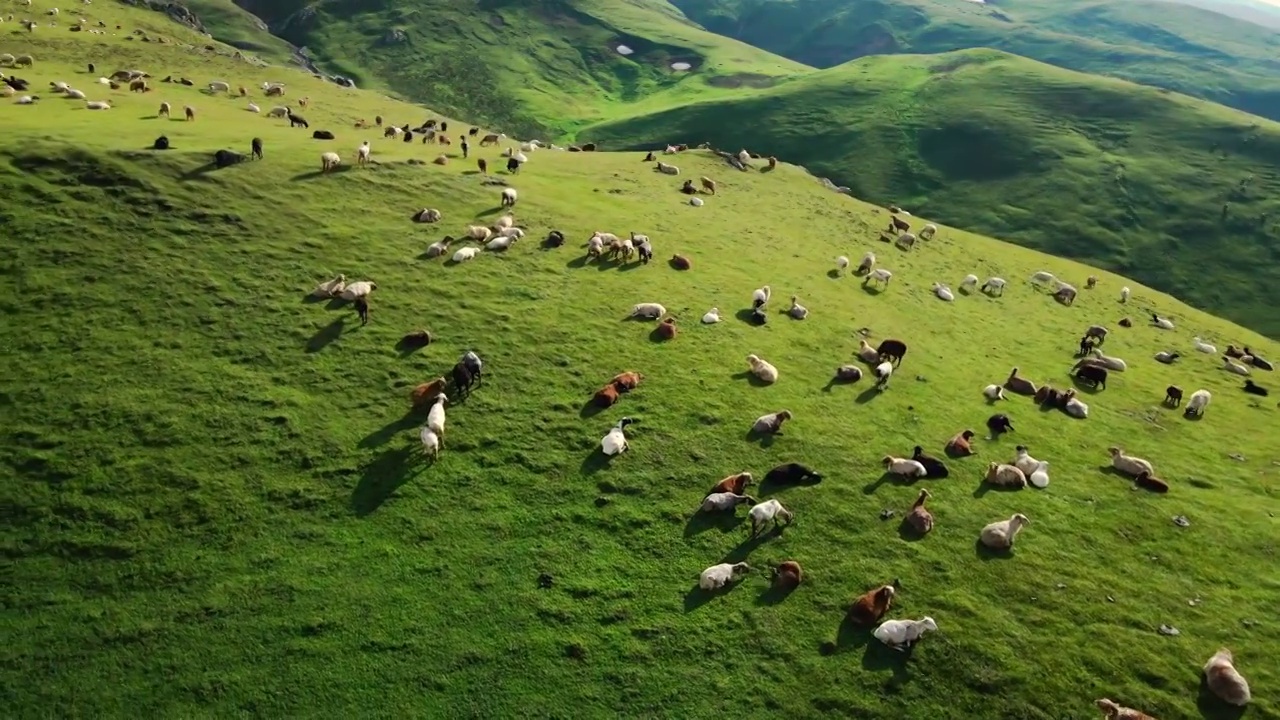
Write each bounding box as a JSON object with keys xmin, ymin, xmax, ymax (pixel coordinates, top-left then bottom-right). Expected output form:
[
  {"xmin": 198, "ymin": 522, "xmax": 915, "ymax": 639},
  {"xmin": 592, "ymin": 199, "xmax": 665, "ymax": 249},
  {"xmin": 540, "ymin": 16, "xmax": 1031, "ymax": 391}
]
[{"xmin": 4, "ymin": 5, "xmax": 1269, "ymax": 715}]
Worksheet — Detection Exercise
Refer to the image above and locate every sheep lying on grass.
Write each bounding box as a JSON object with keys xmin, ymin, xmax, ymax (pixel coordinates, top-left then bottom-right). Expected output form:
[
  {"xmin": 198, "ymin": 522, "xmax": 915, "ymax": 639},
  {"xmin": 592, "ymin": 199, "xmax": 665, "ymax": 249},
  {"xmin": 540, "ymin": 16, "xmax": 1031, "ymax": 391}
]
[
  {"xmin": 699, "ymin": 562, "xmax": 750, "ymax": 590},
  {"xmin": 873, "ymin": 616, "xmax": 937, "ymax": 651},
  {"xmin": 980, "ymin": 513, "xmax": 1029, "ymax": 549}
]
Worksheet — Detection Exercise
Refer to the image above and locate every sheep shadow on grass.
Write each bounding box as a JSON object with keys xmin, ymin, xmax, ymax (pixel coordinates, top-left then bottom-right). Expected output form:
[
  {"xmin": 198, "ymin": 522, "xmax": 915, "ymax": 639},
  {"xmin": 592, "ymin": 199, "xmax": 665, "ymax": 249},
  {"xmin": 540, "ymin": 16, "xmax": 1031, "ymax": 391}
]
[
  {"xmin": 565, "ymin": 256, "xmax": 590, "ymax": 269},
  {"xmin": 359, "ymin": 413, "xmax": 420, "ymax": 450},
  {"xmin": 974, "ymin": 537, "xmax": 1015, "ymax": 560},
  {"xmin": 971, "ymin": 479, "xmax": 1023, "ymax": 499},
  {"xmin": 862, "ymin": 471, "xmax": 907, "ymax": 495},
  {"xmin": 291, "ymin": 165, "xmax": 353, "ymax": 181},
  {"xmin": 731, "ymin": 371, "xmax": 771, "ymax": 388},
  {"xmin": 325, "ymin": 297, "xmax": 350, "ymax": 311},
  {"xmin": 683, "ymin": 510, "xmax": 746, "ymax": 538},
  {"xmin": 683, "ymin": 583, "xmax": 738, "ymax": 613},
  {"xmin": 744, "ymin": 428, "xmax": 777, "ymax": 448},
  {"xmin": 350, "ymin": 446, "xmax": 422, "ymax": 516},
  {"xmin": 755, "ymin": 582, "xmax": 796, "ymax": 606},
  {"xmin": 1196, "ymin": 677, "xmax": 1247, "ymax": 720},
  {"xmin": 897, "ymin": 518, "xmax": 928, "ymax": 542},
  {"xmin": 579, "ymin": 449, "xmax": 614, "ymax": 476},
  {"xmin": 861, "ymin": 639, "xmax": 916, "ymax": 685},
  {"xmin": 306, "ymin": 317, "xmax": 346, "ymax": 353},
  {"xmin": 720, "ymin": 528, "xmax": 777, "ymax": 563},
  {"xmin": 832, "ymin": 614, "xmax": 874, "ymax": 654},
  {"xmin": 860, "ymin": 283, "xmax": 886, "ymax": 296},
  {"xmin": 1069, "ymin": 376, "xmax": 1105, "ymax": 394},
  {"xmin": 579, "ymin": 398, "xmax": 607, "ymax": 420},
  {"xmin": 854, "ymin": 386, "xmax": 884, "ymax": 404},
  {"xmin": 733, "ymin": 308, "xmax": 763, "ymax": 325}
]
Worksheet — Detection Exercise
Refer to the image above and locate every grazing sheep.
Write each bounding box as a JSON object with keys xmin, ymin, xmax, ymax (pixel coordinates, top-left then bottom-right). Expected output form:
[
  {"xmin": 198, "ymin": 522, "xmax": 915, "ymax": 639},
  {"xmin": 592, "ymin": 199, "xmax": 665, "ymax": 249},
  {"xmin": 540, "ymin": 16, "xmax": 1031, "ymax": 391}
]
[
  {"xmin": 857, "ymin": 251, "xmax": 876, "ymax": 275},
  {"xmin": 987, "ymin": 413, "xmax": 1014, "ymax": 438},
  {"xmin": 1031, "ymin": 270, "xmax": 1056, "ymax": 285},
  {"xmin": 771, "ymin": 561, "xmax": 803, "ymax": 591},
  {"xmin": 700, "ymin": 492, "xmax": 756, "ymax": 513},
  {"xmin": 184, "ymin": 105, "xmax": 195, "ymax": 121},
  {"xmin": 1094, "ymin": 699, "xmax": 1156, "ymax": 720},
  {"xmin": 320, "ymin": 151, "xmax": 341, "ymax": 172},
  {"xmin": 746, "ymin": 354, "xmax": 779, "ymax": 384},
  {"xmin": 1054, "ymin": 286, "xmax": 1077, "ymax": 305},
  {"xmin": 1203, "ymin": 648, "xmax": 1251, "ymax": 707},
  {"xmin": 655, "ymin": 317, "xmax": 677, "ymax": 340},
  {"xmin": 1073, "ymin": 361, "xmax": 1109, "ymax": 389},
  {"xmin": 1225, "ymin": 344, "xmax": 1245, "ymax": 358},
  {"xmin": 905, "ymin": 489, "xmax": 933, "ymax": 534},
  {"xmin": 919, "ymin": 223, "xmax": 938, "ymax": 240},
  {"xmin": 1134, "ymin": 471, "xmax": 1169, "ymax": 493},
  {"xmin": 251, "ymin": 137, "xmax": 263, "ymax": 160},
  {"xmin": 601, "ymin": 417, "xmax": 636, "ymax": 456},
  {"xmin": 1165, "ymin": 385, "xmax": 1183, "ymax": 406},
  {"xmin": 748, "ymin": 498, "xmax": 793, "ymax": 537},
  {"xmin": 836, "ymin": 255, "xmax": 850, "ymax": 274},
  {"xmin": 486, "ymin": 235, "xmax": 517, "ymax": 252},
  {"xmin": 410, "ymin": 377, "xmax": 447, "ymax": 409},
  {"xmin": 700, "ymin": 176, "xmax": 716, "ymax": 194},
  {"xmin": 946, "ymin": 429, "xmax": 976, "ymax": 456},
  {"xmin": 1120, "ymin": 286, "xmax": 1130, "ymax": 303},
  {"xmin": 501, "ymin": 187, "xmax": 518, "ymax": 207},
  {"xmin": 544, "ymin": 230, "xmax": 566, "ymax": 248},
  {"xmin": 864, "ymin": 268, "xmax": 892, "ymax": 288},
  {"xmin": 1244, "ymin": 380, "xmax": 1269, "ymax": 396},
  {"xmin": 592, "ymin": 382, "xmax": 621, "ymax": 408},
  {"xmin": 1004, "ymin": 367, "xmax": 1037, "ymax": 395},
  {"xmin": 752, "ymin": 410, "xmax": 792, "ymax": 435},
  {"xmin": 64, "ymin": 88, "xmax": 85, "ymax": 99},
  {"xmin": 670, "ymin": 254, "xmax": 691, "ymax": 270},
  {"xmin": 1184, "ymin": 389, "xmax": 1211, "ymax": 417},
  {"xmin": 1222, "ymin": 356, "xmax": 1250, "ymax": 375},
  {"xmin": 630, "ymin": 302, "xmax": 666, "ymax": 320},
  {"xmin": 848, "ymin": 584, "xmax": 896, "ymax": 626},
  {"xmin": 981, "ymin": 277, "xmax": 1007, "ymax": 295},
  {"xmin": 413, "ymin": 208, "xmax": 443, "ymax": 224},
  {"xmin": 357, "ymin": 141, "xmax": 370, "ymax": 165},
  {"xmin": 339, "ymin": 281, "xmax": 376, "ymax": 301},
  {"xmin": 712, "ymin": 471, "xmax": 753, "ymax": 495},
  {"xmin": 981, "ymin": 513, "xmax": 1029, "ymax": 549},
  {"xmin": 874, "ymin": 616, "xmax": 938, "ymax": 651},
  {"xmin": 466, "ymin": 225, "xmax": 493, "ymax": 242},
  {"xmin": 787, "ymin": 296, "xmax": 808, "ymax": 319},
  {"xmin": 1193, "ymin": 337, "xmax": 1216, "ymax": 354},
  {"xmin": 959, "ymin": 274, "xmax": 979, "ymax": 291},
  {"xmin": 751, "ymin": 285, "xmax": 771, "ymax": 308},
  {"xmin": 876, "ymin": 339, "xmax": 907, "ymax": 366},
  {"xmin": 835, "ymin": 365, "xmax": 863, "ymax": 383},
  {"xmin": 310, "ymin": 274, "xmax": 346, "ymax": 298},
  {"xmin": 985, "ymin": 462, "xmax": 1027, "ymax": 488},
  {"xmin": 701, "ymin": 307, "xmax": 720, "ymax": 324},
  {"xmin": 1084, "ymin": 325, "xmax": 1109, "ymax": 345},
  {"xmin": 883, "ymin": 455, "xmax": 927, "ymax": 480},
  {"xmin": 419, "ymin": 426, "xmax": 440, "ymax": 459},
  {"xmin": 312, "ymin": 131, "xmax": 335, "ymax": 141},
  {"xmin": 873, "ymin": 360, "xmax": 893, "ymax": 389},
  {"xmin": 266, "ymin": 106, "xmax": 289, "ymax": 119},
  {"xmin": 912, "ymin": 446, "xmax": 949, "ymax": 478},
  {"xmin": 1154, "ymin": 351, "xmax": 1180, "ymax": 364},
  {"xmin": 1108, "ymin": 447, "xmax": 1154, "ymax": 477},
  {"xmin": 932, "ymin": 282, "xmax": 954, "ymax": 302},
  {"xmin": 856, "ymin": 339, "xmax": 880, "ymax": 365},
  {"xmin": 699, "ymin": 562, "xmax": 750, "ymax": 591},
  {"xmin": 896, "ymin": 232, "xmax": 916, "ymax": 250},
  {"xmin": 400, "ymin": 330, "xmax": 432, "ymax": 349},
  {"xmin": 506, "ymin": 156, "xmax": 520, "ymax": 174}
]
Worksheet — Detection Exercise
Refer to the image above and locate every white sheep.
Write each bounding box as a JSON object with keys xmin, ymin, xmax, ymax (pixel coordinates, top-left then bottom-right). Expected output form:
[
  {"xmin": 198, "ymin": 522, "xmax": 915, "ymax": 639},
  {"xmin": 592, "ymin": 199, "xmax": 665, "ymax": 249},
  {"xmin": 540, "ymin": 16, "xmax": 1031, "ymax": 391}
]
[
  {"xmin": 896, "ymin": 232, "xmax": 916, "ymax": 250},
  {"xmin": 980, "ymin": 513, "xmax": 1029, "ymax": 549},
  {"xmin": 1029, "ymin": 461, "xmax": 1050, "ymax": 488},
  {"xmin": 1203, "ymin": 648, "xmax": 1251, "ymax": 707},
  {"xmin": 357, "ymin": 141, "xmax": 370, "ymax": 164},
  {"xmin": 700, "ymin": 492, "xmax": 755, "ymax": 512},
  {"xmin": 1108, "ymin": 447, "xmax": 1154, "ymax": 477},
  {"xmin": 1120, "ymin": 286, "xmax": 1130, "ymax": 303},
  {"xmin": 960, "ymin": 274, "xmax": 978, "ymax": 290},
  {"xmin": 500, "ymin": 187, "xmax": 518, "ymax": 207},
  {"xmin": 321, "ymin": 152, "xmax": 341, "ymax": 172},
  {"xmin": 247, "ymin": 102, "xmax": 260, "ymax": 113},
  {"xmin": 655, "ymin": 161, "xmax": 679, "ymax": 175},
  {"xmin": 873, "ymin": 617, "xmax": 938, "ymax": 650},
  {"xmin": 983, "ymin": 384, "xmax": 1005, "ymax": 401},
  {"xmin": 498, "ymin": 227, "xmax": 524, "ymax": 239},
  {"xmin": 426, "ymin": 394, "xmax": 447, "ymax": 437},
  {"xmin": 311, "ymin": 274, "xmax": 346, "ymax": 298},
  {"xmin": 882, "ymin": 455, "xmax": 926, "ymax": 479},
  {"xmin": 751, "ymin": 285, "xmax": 771, "ymax": 308},
  {"xmin": 748, "ymin": 498, "xmax": 793, "ymax": 536},
  {"xmin": 690, "ymin": 197, "xmax": 704, "ymax": 207},
  {"xmin": 450, "ymin": 246, "xmax": 482, "ymax": 263},
  {"xmin": 980, "ymin": 276, "xmax": 1008, "ymax": 296},
  {"xmin": 486, "ymin": 236, "xmax": 516, "ymax": 252},
  {"xmin": 932, "ymin": 282, "xmax": 954, "ymax": 301},
  {"xmin": 630, "ymin": 302, "xmax": 666, "ymax": 320},
  {"xmin": 16, "ymin": 95, "xmax": 37, "ymax": 104},
  {"xmin": 1090, "ymin": 349, "xmax": 1127, "ymax": 371},
  {"xmin": 873, "ymin": 360, "xmax": 893, "ymax": 389},
  {"xmin": 340, "ymin": 281, "xmax": 375, "ymax": 300},
  {"xmin": 746, "ymin": 354, "xmax": 778, "ymax": 384},
  {"xmin": 65, "ymin": 88, "xmax": 86, "ymax": 99},
  {"xmin": 96, "ymin": 77, "xmax": 111, "ymax": 85},
  {"xmin": 920, "ymin": 223, "xmax": 938, "ymax": 240},
  {"xmin": 835, "ymin": 255, "xmax": 849, "ymax": 273},
  {"xmin": 787, "ymin": 296, "xmax": 808, "ymax": 319},
  {"xmin": 85, "ymin": 100, "xmax": 110, "ymax": 110},
  {"xmin": 1222, "ymin": 356, "xmax": 1250, "ymax": 375},
  {"xmin": 1012, "ymin": 446, "xmax": 1041, "ymax": 476},
  {"xmin": 736, "ymin": 149, "xmax": 750, "ymax": 165},
  {"xmin": 864, "ymin": 268, "xmax": 892, "ymax": 288},
  {"xmin": 856, "ymin": 339, "xmax": 880, "ymax": 364},
  {"xmin": 701, "ymin": 307, "xmax": 720, "ymax": 324},
  {"xmin": 266, "ymin": 106, "xmax": 290, "ymax": 118},
  {"xmin": 1064, "ymin": 396, "xmax": 1088, "ymax": 419},
  {"xmin": 1185, "ymin": 389, "xmax": 1211, "ymax": 417},
  {"xmin": 699, "ymin": 562, "xmax": 750, "ymax": 591},
  {"xmin": 466, "ymin": 225, "xmax": 493, "ymax": 242},
  {"xmin": 425, "ymin": 240, "xmax": 450, "ymax": 258},
  {"xmin": 601, "ymin": 417, "xmax": 635, "ymax": 456},
  {"xmin": 1152, "ymin": 313, "xmax": 1175, "ymax": 330},
  {"xmin": 1030, "ymin": 270, "xmax": 1056, "ymax": 284},
  {"xmin": 857, "ymin": 251, "xmax": 875, "ymax": 274},
  {"xmin": 1193, "ymin": 337, "xmax": 1217, "ymax": 354},
  {"xmin": 208, "ymin": 80, "xmax": 229, "ymax": 93},
  {"xmin": 419, "ymin": 426, "xmax": 440, "ymax": 459},
  {"xmin": 985, "ymin": 463, "xmax": 1026, "ymax": 488}
]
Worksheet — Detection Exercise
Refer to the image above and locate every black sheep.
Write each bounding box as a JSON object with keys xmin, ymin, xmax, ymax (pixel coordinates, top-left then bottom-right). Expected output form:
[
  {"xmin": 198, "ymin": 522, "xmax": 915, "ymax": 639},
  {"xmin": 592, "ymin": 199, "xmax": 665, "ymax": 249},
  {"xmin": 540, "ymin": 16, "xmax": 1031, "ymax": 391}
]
[
  {"xmin": 288, "ymin": 112, "xmax": 309, "ymax": 128},
  {"xmin": 152, "ymin": 135, "xmax": 170, "ymax": 150},
  {"xmin": 1074, "ymin": 363, "xmax": 1108, "ymax": 390},
  {"xmin": 312, "ymin": 130, "xmax": 335, "ymax": 140},
  {"xmin": 400, "ymin": 330, "xmax": 431, "ymax": 349},
  {"xmin": 403, "ymin": 130, "xmax": 414, "ymax": 143},
  {"xmin": 213, "ymin": 149, "xmax": 245, "ymax": 168},
  {"xmin": 543, "ymin": 230, "xmax": 565, "ymax": 248},
  {"xmin": 750, "ymin": 308, "xmax": 767, "ymax": 325},
  {"xmin": 1165, "ymin": 385, "xmax": 1183, "ymax": 406},
  {"xmin": 452, "ymin": 361, "xmax": 475, "ymax": 396},
  {"xmin": 461, "ymin": 139, "xmax": 469, "ymax": 158},
  {"xmin": 763, "ymin": 463, "xmax": 822, "ymax": 486},
  {"xmin": 251, "ymin": 137, "xmax": 263, "ymax": 160},
  {"xmin": 354, "ymin": 296, "xmax": 369, "ymax": 326},
  {"xmin": 507, "ymin": 157, "xmax": 520, "ymax": 174},
  {"xmin": 1244, "ymin": 380, "xmax": 1269, "ymax": 396},
  {"xmin": 876, "ymin": 339, "xmax": 908, "ymax": 366},
  {"xmin": 912, "ymin": 446, "xmax": 949, "ymax": 478},
  {"xmin": 987, "ymin": 414, "xmax": 1014, "ymax": 438}
]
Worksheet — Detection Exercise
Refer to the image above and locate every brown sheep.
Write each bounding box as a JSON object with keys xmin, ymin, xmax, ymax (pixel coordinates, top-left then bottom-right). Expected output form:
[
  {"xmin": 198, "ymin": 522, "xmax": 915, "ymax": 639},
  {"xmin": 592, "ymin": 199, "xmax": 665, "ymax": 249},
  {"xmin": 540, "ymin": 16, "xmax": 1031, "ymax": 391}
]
[
  {"xmin": 433, "ymin": 154, "xmax": 448, "ymax": 166},
  {"xmin": 946, "ymin": 429, "xmax": 976, "ymax": 457},
  {"xmin": 680, "ymin": 179, "xmax": 697, "ymax": 194},
  {"xmin": 611, "ymin": 371, "xmax": 643, "ymax": 391},
  {"xmin": 711, "ymin": 472, "xmax": 753, "ymax": 495},
  {"xmin": 593, "ymin": 383, "xmax": 621, "ymax": 408},
  {"xmin": 700, "ymin": 176, "xmax": 717, "ymax": 195},
  {"xmin": 1134, "ymin": 471, "xmax": 1169, "ymax": 493},
  {"xmin": 238, "ymin": 86, "xmax": 247, "ymax": 97},
  {"xmin": 889, "ymin": 216, "xmax": 910, "ymax": 233},
  {"xmin": 1202, "ymin": 648, "xmax": 1251, "ymax": 706},
  {"xmin": 656, "ymin": 317, "xmax": 677, "ymax": 340},
  {"xmin": 904, "ymin": 489, "xmax": 933, "ymax": 534},
  {"xmin": 771, "ymin": 561, "xmax": 803, "ymax": 591},
  {"xmin": 767, "ymin": 155, "xmax": 777, "ymax": 170},
  {"xmin": 410, "ymin": 377, "xmax": 447, "ymax": 409},
  {"xmin": 1085, "ymin": 276, "xmax": 1098, "ymax": 290},
  {"xmin": 184, "ymin": 105, "xmax": 195, "ymax": 121},
  {"xmin": 670, "ymin": 254, "xmax": 691, "ymax": 270},
  {"xmin": 477, "ymin": 158, "xmax": 487, "ymax": 175},
  {"xmin": 848, "ymin": 584, "xmax": 896, "ymax": 626},
  {"xmin": 1004, "ymin": 367, "xmax": 1037, "ymax": 395},
  {"xmin": 1094, "ymin": 699, "xmax": 1155, "ymax": 720},
  {"xmin": 480, "ymin": 132, "xmax": 501, "ymax": 146},
  {"xmin": 129, "ymin": 78, "xmax": 147, "ymax": 92},
  {"xmin": 158, "ymin": 101, "xmax": 170, "ymax": 118}
]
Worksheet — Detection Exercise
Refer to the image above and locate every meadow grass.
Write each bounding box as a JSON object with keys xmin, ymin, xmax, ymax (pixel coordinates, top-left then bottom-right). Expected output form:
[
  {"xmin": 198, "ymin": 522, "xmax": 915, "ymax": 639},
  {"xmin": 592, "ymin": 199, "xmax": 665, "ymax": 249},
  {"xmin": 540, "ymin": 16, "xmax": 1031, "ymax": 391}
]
[
  {"xmin": 2, "ymin": 5, "xmax": 1279, "ymax": 718},
  {"xmin": 583, "ymin": 49, "xmax": 1280, "ymax": 339}
]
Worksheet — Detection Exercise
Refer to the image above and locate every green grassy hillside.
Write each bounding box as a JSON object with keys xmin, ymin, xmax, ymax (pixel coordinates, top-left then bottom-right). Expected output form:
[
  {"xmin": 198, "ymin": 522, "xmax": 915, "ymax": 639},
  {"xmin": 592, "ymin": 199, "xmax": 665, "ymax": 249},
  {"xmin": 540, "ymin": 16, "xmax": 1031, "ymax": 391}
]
[
  {"xmin": 672, "ymin": 0, "xmax": 1280, "ymax": 122},
  {"xmin": 582, "ymin": 49, "xmax": 1280, "ymax": 338},
  {"xmin": 169, "ymin": 0, "xmax": 808, "ymax": 137},
  {"xmin": 3, "ymin": 3, "xmax": 1279, "ymax": 718}
]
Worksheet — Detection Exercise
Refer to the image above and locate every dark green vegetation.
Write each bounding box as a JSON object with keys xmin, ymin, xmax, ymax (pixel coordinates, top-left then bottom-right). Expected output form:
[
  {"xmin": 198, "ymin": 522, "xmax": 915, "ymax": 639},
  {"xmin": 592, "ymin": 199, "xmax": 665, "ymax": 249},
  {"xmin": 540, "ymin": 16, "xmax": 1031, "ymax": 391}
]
[
  {"xmin": 584, "ymin": 49, "xmax": 1280, "ymax": 337},
  {"xmin": 672, "ymin": 0, "xmax": 1280, "ymax": 122},
  {"xmin": 3, "ymin": 4, "xmax": 1280, "ymax": 717}
]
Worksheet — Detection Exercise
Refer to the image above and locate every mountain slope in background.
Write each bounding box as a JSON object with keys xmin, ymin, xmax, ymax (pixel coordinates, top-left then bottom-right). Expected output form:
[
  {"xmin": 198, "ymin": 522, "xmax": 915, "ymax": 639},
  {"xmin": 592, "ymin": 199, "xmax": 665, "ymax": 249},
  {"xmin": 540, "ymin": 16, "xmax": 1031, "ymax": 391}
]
[
  {"xmin": 583, "ymin": 49, "xmax": 1280, "ymax": 336},
  {"xmin": 1168, "ymin": 0, "xmax": 1280, "ymax": 28},
  {"xmin": 671, "ymin": 0, "xmax": 1280, "ymax": 122}
]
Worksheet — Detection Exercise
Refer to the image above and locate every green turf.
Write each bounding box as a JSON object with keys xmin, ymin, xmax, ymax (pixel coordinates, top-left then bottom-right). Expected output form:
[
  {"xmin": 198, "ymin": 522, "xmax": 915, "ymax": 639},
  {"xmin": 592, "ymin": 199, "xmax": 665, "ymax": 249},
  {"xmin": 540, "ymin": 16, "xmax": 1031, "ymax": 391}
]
[
  {"xmin": 582, "ymin": 49, "xmax": 1280, "ymax": 339},
  {"xmin": 671, "ymin": 0, "xmax": 1280, "ymax": 122},
  {"xmin": 2, "ymin": 4, "xmax": 1279, "ymax": 718}
]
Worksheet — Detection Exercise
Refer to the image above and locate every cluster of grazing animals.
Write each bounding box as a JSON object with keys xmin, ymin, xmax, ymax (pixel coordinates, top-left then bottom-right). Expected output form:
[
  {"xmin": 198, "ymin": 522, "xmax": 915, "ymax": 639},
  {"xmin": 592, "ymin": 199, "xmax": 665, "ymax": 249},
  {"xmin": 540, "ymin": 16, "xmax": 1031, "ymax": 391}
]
[
  {"xmin": 320, "ymin": 152, "xmax": 341, "ymax": 172},
  {"xmin": 848, "ymin": 584, "xmax": 896, "ymax": 626},
  {"xmin": 983, "ymin": 384, "xmax": 1006, "ymax": 401},
  {"xmin": 748, "ymin": 498, "xmax": 793, "ymax": 537},
  {"xmin": 882, "ymin": 455, "xmax": 926, "ymax": 480},
  {"xmin": 1164, "ymin": 385, "xmax": 1183, "ymax": 405},
  {"xmin": 864, "ymin": 267, "xmax": 892, "ymax": 288},
  {"xmin": 1184, "ymin": 388, "xmax": 1211, "ymax": 417},
  {"xmin": 857, "ymin": 251, "xmax": 875, "ymax": 275},
  {"xmin": 601, "ymin": 417, "xmax": 636, "ymax": 456},
  {"xmin": 700, "ymin": 492, "xmax": 755, "ymax": 513},
  {"xmin": 1202, "ymin": 648, "xmax": 1251, "ymax": 706},
  {"xmin": 987, "ymin": 413, "xmax": 1014, "ymax": 438},
  {"xmin": 655, "ymin": 316, "xmax": 677, "ymax": 339},
  {"xmin": 981, "ymin": 276, "xmax": 1007, "ymax": 295},
  {"xmin": 311, "ymin": 274, "xmax": 346, "ymax": 298},
  {"xmin": 630, "ymin": 302, "xmax": 665, "ymax": 320},
  {"xmin": 669, "ymin": 254, "xmax": 690, "ymax": 270},
  {"xmin": 746, "ymin": 354, "xmax": 778, "ymax": 384},
  {"xmin": 985, "ymin": 462, "xmax": 1027, "ymax": 488},
  {"xmin": 1151, "ymin": 313, "xmax": 1175, "ymax": 330},
  {"xmin": 752, "ymin": 410, "xmax": 791, "ymax": 435},
  {"xmin": 1094, "ymin": 698, "xmax": 1155, "ymax": 720},
  {"xmin": 932, "ymin": 282, "xmax": 953, "ymax": 301},
  {"xmin": 1243, "ymin": 380, "xmax": 1268, "ymax": 396},
  {"xmin": 699, "ymin": 562, "xmax": 750, "ymax": 591},
  {"xmin": 1108, "ymin": 447, "xmax": 1154, "ymax": 477},
  {"xmin": 1154, "ymin": 350, "xmax": 1179, "ymax": 364},
  {"xmin": 873, "ymin": 616, "xmax": 938, "ymax": 651},
  {"xmin": 787, "ymin": 296, "xmax": 808, "ymax": 319},
  {"xmin": 711, "ymin": 471, "xmax": 753, "ymax": 495},
  {"xmin": 1222, "ymin": 356, "xmax": 1250, "ymax": 375},
  {"xmin": 771, "ymin": 561, "xmax": 802, "ymax": 591},
  {"xmin": 834, "ymin": 365, "xmax": 862, "ymax": 382},
  {"xmin": 411, "ymin": 376, "xmax": 447, "ymax": 409},
  {"xmin": 1004, "ymin": 367, "xmax": 1037, "ymax": 395},
  {"xmin": 1134, "ymin": 471, "xmax": 1169, "ymax": 493},
  {"xmin": 905, "ymin": 489, "xmax": 934, "ymax": 534},
  {"xmin": 501, "ymin": 187, "xmax": 518, "ymax": 207},
  {"xmin": 980, "ymin": 513, "xmax": 1029, "ymax": 549},
  {"xmin": 946, "ymin": 429, "xmax": 976, "ymax": 456},
  {"xmin": 701, "ymin": 307, "xmax": 720, "ymax": 324},
  {"xmin": 912, "ymin": 446, "xmax": 948, "ymax": 478}
]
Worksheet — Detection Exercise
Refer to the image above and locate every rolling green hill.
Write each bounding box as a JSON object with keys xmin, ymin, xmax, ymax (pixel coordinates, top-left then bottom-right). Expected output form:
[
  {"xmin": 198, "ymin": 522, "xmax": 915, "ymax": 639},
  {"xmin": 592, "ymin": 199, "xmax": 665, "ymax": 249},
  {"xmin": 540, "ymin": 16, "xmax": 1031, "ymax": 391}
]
[
  {"xmin": 582, "ymin": 49, "xmax": 1280, "ymax": 337},
  {"xmin": 671, "ymin": 0, "xmax": 1280, "ymax": 123},
  {"xmin": 170, "ymin": 0, "xmax": 809, "ymax": 137},
  {"xmin": 3, "ymin": 3, "xmax": 1280, "ymax": 718}
]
